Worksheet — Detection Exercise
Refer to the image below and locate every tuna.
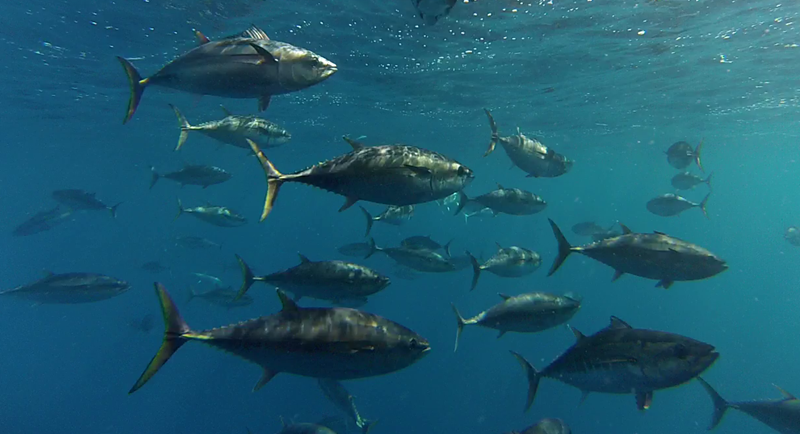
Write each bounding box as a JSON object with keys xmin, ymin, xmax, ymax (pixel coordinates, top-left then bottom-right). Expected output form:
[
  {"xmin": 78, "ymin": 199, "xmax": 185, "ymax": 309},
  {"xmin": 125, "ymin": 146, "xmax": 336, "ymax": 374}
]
[
  {"xmin": 505, "ymin": 418, "xmax": 571, "ymax": 434},
  {"xmin": 117, "ymin": 25, "xmax": 337, "ymax": 123},
  {"xmin": 411, "ymin": 0, "xmax": 457, "ymax": 25},
  {"xmin": 12, "ymin": 206, "xmax": 73, "ymax": 237},
  {"xmin": 697, "ymin": 377, "xmax": 800, "ymax": 434},
  {"xmin": 128, "ymin": 284, "xmax": 430, "ymax": 393},
  {"xmin": 451, "ymin": 292, "xmax": 581, "ymax": 351},
  {"xmin": 366, "ymin": 238, "xmax": 457, "ymax": 273},
  {"xmin": 175, "ymin": 200, "xmax": 247, "ymax": 227},
  {"xmin": 511, "ymin": 316, "xmax": 719, "ymax": 411},
  {"xmin": 150, "ymin": 165, "xmax": 231, "ymax": 189},
  {"xmin": 455, "ymin": 185, "xmax": 547, "ymax": 216},
  {"xmin": 359, "ymin": 205, "xmax": 414, "ymax": 237},
  {"xmin": 666, "ymin": 140, "xmax": 704, "ymax": 171},
  {"xmin": 51, "ymin": 189, "xmax": 121, "ymax": 218},
  {"xmin": 646, "ymin": 193, "xmax": 710, "ymax": 219},
  {"xmin": 187, "ymin": 287, "xmax": 253, "ymax": 308},
  {"xmin": 170, "ymin": 105, "xmax": 291, "ymax": 151},
  {"xmin": 671, "ymin": 172, "xmax": 713, "ymax": 190},
  {"xmin": 400, "ymin": 235, "xmax": 451, "ymax": 253},
  {"xmin": 337, "ymin": 242, "xmax": 374, "ymax": 258},
  {"xmin": 318, "ymin": 379, "xmax": 376, "ymax": 434},
  {"xmin": 0, "ymin": 272, "xmax": 130, "ymax": 304},
  {"xmin": 468, "ymin": 245, "xmax": 541, "ymax": 291},
  {"xmin": 548, "ymin": 219, "xmax": 727, "ymax": 289},
  {"xmin": 785, "ymin": 227, "xmax": 800, "ymax": 247}
]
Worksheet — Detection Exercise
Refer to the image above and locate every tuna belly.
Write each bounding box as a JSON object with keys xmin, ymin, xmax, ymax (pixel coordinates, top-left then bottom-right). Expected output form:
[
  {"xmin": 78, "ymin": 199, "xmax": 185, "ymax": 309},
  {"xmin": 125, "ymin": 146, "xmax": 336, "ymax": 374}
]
[
  {"xmin": 155, "ymin": 61, "xmax": 284, "ymax": 98},
  {"xmin": 201, "ymin": 130, "xmax": 252, "ymax": 149},
  {"xmin": 586, "ymin": 250, "xmax": 713, "ymax": 281},
  {"xmin": 480, "ymin": 314, "xmax": 561, "ymax": 333},
  {"xmin": 304, "ymin": 172, "xmax": 448, "ymax": 206},
  {"xmin": 550, "ymin": 364, "xmax": 646, "ymax": 394},
  {"xmin": 486, "ymin": 265, "xmax": 536, "ymax": 277}
]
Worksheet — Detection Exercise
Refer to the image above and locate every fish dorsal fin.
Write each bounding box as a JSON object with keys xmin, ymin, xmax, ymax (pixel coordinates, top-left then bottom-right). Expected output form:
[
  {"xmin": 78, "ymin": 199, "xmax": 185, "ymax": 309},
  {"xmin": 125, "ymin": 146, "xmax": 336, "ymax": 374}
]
[
  {"xmin": 343, "ymin": 136, "xmax": 365, "ymax": 150},
  {"xmin": 241, "ymin": 24, "xmax": 270, "ymax": 40},
  {"xmin": 497, "ymin": 183, "xmax": 505, "ymax": 190},
  {"xmin": 42, "ymin": 270, "xmax": 55, "ymax": 278},
  {"xmin": 608, "ymin": 316, "xmax": 633, "ymax": 330},
  {"xmin": 277, "ymin": 290, "xmax": 299, "ymax": 311},
  {"xmin": 194, "ymin": 30, "xmax": 210, "ymax": 45},
  {"xmin": 570, "ymin": 326, "xmax": 586, "ymax": 342},
  {"xmin": 774, "ymin": 385, "xmax": 797, "ymax": 400},
  {"xmin": 619, "ymin": 223, "xmax": 633, "ymax": 234},
  {"xmin": 298, "ymin": 253, "xmax": 311, "ymax": 264},
  {"xmin": 654, "ymin": 231, "xmax": 668, "ymax": 236},
  {"xmin": 495, "ymin": 242, "xmax": 503, "ymax": 250},
  {"xmin": 498, "ymin": 293, "xmax": 512, "ymax": 300},
  {"xmin": 219, "ymin": 105, "xmax": 233, "ymax": 117},
  {"xmin": 279, "ymin": 416, "xmax": 287, "ymax": 428}
]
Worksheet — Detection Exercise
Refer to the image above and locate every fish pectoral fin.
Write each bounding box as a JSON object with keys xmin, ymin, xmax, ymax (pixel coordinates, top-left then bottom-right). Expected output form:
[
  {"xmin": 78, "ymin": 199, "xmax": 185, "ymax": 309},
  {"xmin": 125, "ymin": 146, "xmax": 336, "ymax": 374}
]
[
  {"xmin": 249, "ymin": 43, "xmax": 278, "ymax": 65},
  {"xmin": 635, "ymin": 390, "xmax": 653, "ymax": 411},
  {"xmin": 404, "ymin": 165, "xmax": 433, "ymax": 177},
  {"xmin": 339, "ymin": 197, "xmax": 359, "ymax": 212},
  {"xmin": 258, "ymin": 95, "xmax": 272, "ymax": 111},
  {"xmin": 608, "ymin": 316, "xmax": 633, "ymax": 330},
  {"xmin": 219, "ymin": 105, "xmax": 233, "ymax": 117},
  {"xmin": 655, "ymin": 279, "xmax": 674, "ymax": 289},
  {"xmin": 253, "ymin": 368, "xmax": 278, "ymax": 392}
]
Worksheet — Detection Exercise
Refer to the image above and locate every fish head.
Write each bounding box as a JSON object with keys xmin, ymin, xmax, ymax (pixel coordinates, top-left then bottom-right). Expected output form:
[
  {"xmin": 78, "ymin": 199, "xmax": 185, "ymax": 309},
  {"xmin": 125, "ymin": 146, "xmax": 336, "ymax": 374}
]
[
  {"xmin": 696, "ymin": 252, "xmax": 729, "ymax": 276},
  {"xmin": 382, "ymin": 323, "xmax": 431, "ymax": 368},
  {"xmin": 278, "ymin": 46, "xmax": 337, "ymax": 90},
  {"xmin": 643, "ymin": 336, "xmax": 719, "ymax": 385}
]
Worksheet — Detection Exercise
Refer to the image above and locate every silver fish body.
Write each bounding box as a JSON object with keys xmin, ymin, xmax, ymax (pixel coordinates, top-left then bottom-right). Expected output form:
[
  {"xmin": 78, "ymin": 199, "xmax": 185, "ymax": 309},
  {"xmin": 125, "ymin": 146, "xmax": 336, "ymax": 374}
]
[
  {"xmin": 1, "ymin": 272, "xmax": 130, "ymax": 304},
  {"xmin": 666, "ymin": 140, "xmax": 704, "ymax": 171},
  {"xmin": 52, "ymin": 189, "xmax": 120, "ymax": 218},
  {"xmin": 468, "ymin": 246, "xmax": 541, "ymax": 291},
  {"xmin": 175, "ymin": 200, "xmax": 247, "ymax": 227},
  {"xmin": 646, "ymin": 193, "xmax": 709, "ymax": 218},
  {"xmin": 150, "ymin": 165, "xmax": 231, "ymax": 189},
  {"xmin": 171, "ymin": 105, "xmax": 291, "ymax": 151},
  {"xmin": 698, "ymin": 377, "xmax": 800, "ymax": 434},
  {"xmin": 457, "ymin": 186, "xmax": 546, "ymax": 216}
]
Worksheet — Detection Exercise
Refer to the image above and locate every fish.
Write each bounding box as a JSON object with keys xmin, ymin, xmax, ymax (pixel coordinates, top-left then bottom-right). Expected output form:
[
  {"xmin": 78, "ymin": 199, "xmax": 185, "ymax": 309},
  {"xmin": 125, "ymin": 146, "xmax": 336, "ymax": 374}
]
[
  {"xmin": 666, "ymin": 140, "xmax": 704, "ymax": 171},
  {"xmin": 505, "ymin": 418, "xmax": 572, "ymax": 434},
  {"xmin": 447, "ymin": 252, "xmax": 476, "ymax": 271},
  {"xmin": 235, "ymin": 254, "xmax": 391, "ymax": 305},
  {"xmin": 187, "ymin": 287, "xmax": 253, "ymax": 308},
  {"xmin": 150, "ymin": 165, "xmax": 231, "ymax": 189},
  {"xmin": 366, "ymin": 238, "xmax": 457, "ymax": 273},
  {"xmin": 0, "ymin": 272, "xmax": 130, "ymax": 304},
  {"xmin": 128, "ymin": 284, "xmax": 430, "ymax": 393},
  {"xmin": 175, "ymin": 236, "xmax": 222, "ymax": 250},
  {"xmin": 785, "ymin": 227, "xmax": 800, "ymax": 247},
  {"xmin": 571, "ymin": 222, "xmax": 611, "ymax": 237},
  {"xmin": 247, "ymin": 136, "xmax": 473, "ymax": 221},
  {"xmin": 671, "ymin": 171, "xmax": 713, "ymax": 190},
  {"xmin": 175, "ymin": 199, "xmax": 247, "ymax": 227},
  {"xmin": 12, "ymin": 206, "xmax": 73, "ymax": 236},
  {"xmin": 128, "ymin": 313, "xmax": 156, "ymax": 334},
  {"xmin": 337, "ymin": 242, "xmax": 374, "ymax": 258},
  {"xmin": 451, "ymin": 292, "xmax": 581, "ymax": 351},
  {"xmin": 548, "ymin": 219, "xmax": 727, "ymax": 289},
  {"xmin": 400, "ymin": 235, "xmax": 451, "ymax": 254},
  {"xmin": 51, "ymin": 189, "xmax": 121, "ymax": 218},
  {"xmin": 117, "ymin": 25, "xmax": 337, "ymax": 123},
  {"xmin": 438, "ymin": 192, "xmax": 493, "ymax": 223},
  {"xmin": 141, "ymin": 261, "xmax": 169, "ymax": 274},
  {"xmin": 646, "ymin": 193, "xmax": 710, "ymax": 219},
  {"xmin": 318, "ymin": 379, "xmax": 377, "ymax": 434},
  {"xmin": 467, "ymin": 244, "xmax": 541, "ymax": 291},
  {"xmin": 359, "ymin": 205, "xmax": 414, "ymax": 237},
  {"xmin": 484, "ymin": 109, "xmax": 573, "ymax": 178},
  {"xmin": 170, "ymin": 104, "xmax": 291, "ymax": 151},
  {"xmin": 511, "ymin": 316, "xmax": 719, "ymax": 412},
  {"xmin": 455, "ymin": 185, "xmax": 547, "ymax": 216},
  {"xmin": 697, "ymin": 377, "xmax": 800, "ymax": 434},
  {"xmin": 191, "ymin": 272, "xmax": 225, "ymax": 288},
  {"xmin": 411, "ymin": 0, "xmax": 457, "ymax": 25},
  {"xmin": 276, "ymin": 420, "xmax": 337, "ymax": 434}
]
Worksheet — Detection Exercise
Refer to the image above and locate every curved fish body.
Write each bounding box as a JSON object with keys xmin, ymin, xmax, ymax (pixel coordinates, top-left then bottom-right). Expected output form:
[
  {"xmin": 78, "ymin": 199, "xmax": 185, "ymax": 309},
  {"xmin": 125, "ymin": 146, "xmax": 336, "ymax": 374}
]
[
  {"xmin": 318, "ymin": 379, "xmax": 376, "ymax": 434},
  {"xmin": 117, "ymin": 25, "xmax": 337, "ymax": 123},
  {"xmin": 468, "ymin": 246, "xmax": 541, "ymax": 291},
  {"xmin": 52, "ymin": 189, "xmax": 121, "ymax": 218},
  {"xmin": 187, "ymin": 287, "xmax": 253, "ymax": 308},
  {"xmin": 506, "ymin": 418, "xmax": 572, "ymax": 434},
  {"xmin": 1, "ymin": 272, "xmax": 130, "ymax": 304},
  {"xmin": 451, "ymin": 292, "xmax": 581, "ymax": 350},
  {"xmin": 511, "ymin": 316, "xmax": 719, "ymax": 412},
  {"xmin": 175, "ymin": 200, "xmax": 247, "ymax": 227},
  {"xmin": 236, "ymin": 254, "xmax": 390, "ymax": 305},
  {"xmin": 150, "ymin": 165, "xmax": 231, "ymax": 189},
  {"xmin": 400, "ymin": 235, "xmax": 448, "ymax": 253},
  {"xmin": 367, "ymin": 239, "xmax": 456, "ymax": 273},
  {"xmin": 412, "ymin": 0, "xmax": 457, "ymax": 25},
  {"xmin": 129, "ymin": 284, "xmax": 430, "ymax": 393},
  {"xmin": 359, "ymin": 205, "xmax": 414, "ymax": 236},
  {"xmin": 785, "ymin": 227, "xmax": 800, "ymax": 247},
  {"xmin": 249, "ymin": 137, "xmax": 473, "ymax": 221},
  {"xmin": 646, "ymin": 193, "xmax": 709, "ymax": 219},
  {"xmin": 12, "ymin": 206, "xmax": 73, "ymax": 236},
  {"xmin": 698, "ymin": 377, "xmax": 800, "ymax": 434},
  {"xmin": 337, "ymin": 242, "xmax": 374, "ymax": 258},
  {"xmin": 484, "ymin": 110, "xmax": 573, "ymax": 178},
  {"xmin": 671, "ymin": 172, "xmax": 712, "ymax": 190},
  {"xmin": 456, "ymin": 186, "xmax": 546, "ymax": 216},
  {"xmin": 666, "ymin": 140, "xmax": 704, "ymax": 171},
  {"xmin": 170, "ymin": 105, "xmax": 291, "ymax": 151},
  {"xmin": 548, "ymin": 219, "xmax": 727, "ymax": 289}
]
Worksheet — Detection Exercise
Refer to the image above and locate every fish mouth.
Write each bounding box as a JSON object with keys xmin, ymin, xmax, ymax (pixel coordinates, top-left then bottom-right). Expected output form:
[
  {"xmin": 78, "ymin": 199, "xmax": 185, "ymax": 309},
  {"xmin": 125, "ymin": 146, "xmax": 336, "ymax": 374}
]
[{"xmin": 698, "ymin": 350, "xmax": 720, "ymax": 369}]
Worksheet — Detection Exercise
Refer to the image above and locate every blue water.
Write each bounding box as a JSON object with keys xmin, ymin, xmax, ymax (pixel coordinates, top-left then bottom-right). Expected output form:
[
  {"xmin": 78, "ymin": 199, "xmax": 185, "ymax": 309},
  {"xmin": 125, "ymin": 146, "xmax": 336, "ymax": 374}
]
[{"xmin": 2, "ymin": 0, "xmax": 799, "ymax": 433}]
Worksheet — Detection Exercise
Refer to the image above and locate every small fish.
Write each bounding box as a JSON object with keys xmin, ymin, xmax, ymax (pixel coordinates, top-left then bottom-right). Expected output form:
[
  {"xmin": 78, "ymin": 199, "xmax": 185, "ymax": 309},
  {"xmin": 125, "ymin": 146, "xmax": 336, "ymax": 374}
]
[
  {"xmin": 671, "ymin": 171, "xmax": 713, "ymax": 190},
  {"xmin": 505, "ymin": 418, "xmax": 571, "ymax": 434},
  {"xmin": 128, "ymin": 284, "xmax": 430, "ymax": 393},
  {"xmin": 411, "ymin": 0, "xmax": 458, "ymax": 25},
  {"xmin": 548, "ymin": 219, "xmax": 727, "ymax": 289},
  {"xmin": 12, "ymin": 206, "xmax": 73, "ymax": 236},
  {"xmin": 175, "ymin": 236, "xmax": 222, "ymax": 250},
  {"xmin": 666, "ymin": 140, "xmax": 704, "ymax": 171},
  {"xmin": 785, "ymin": 227, "xmax": 800, "ymax": 247},
  {"xmin": 318, "ymin": 379, "xmax": 377, "ymax": 434},
  {"xmin": 511, "ymin": 316, "xmax": 718, "ymax": 412},
  {"xmin": 170, "ymin": 105, "xmax": 291, "ymax": 151},
  {"xmin": 456, "ymin": 185, "xmax": 547, "ymax": 216},
  {"xmin": 646, "ymin": 193, "xmax": 710, "ymax": 218},
  {"xmin": 117, "ymin": 25, "xmax": 337, "ymax": 123},
  {"xmin": 467, "ymin": 245, "xmax": 541, "ymax": 291},
  {"xmin": 150, "ymin": 165, "xmax": 231, "ymax": 189},
  {"xmin": 366, "ymin": 238, "xmax": 456, "ymax": 273},
  {"xmin": 235, "ymin": 254, "xmax": 391, "ymax": 305},
  {"xmin": 191, "ymin": 272, "xmax": 225, "ymax": 288},
  {"xmin": 451, "ymin": 292, "xmax": 581, "ymax": 351},
  {"xmin": 359, "ymin": 205, "xmax": 414, "ymax": 237},
  {"xmin": 175, "ymin": 199, "xmax": 247, "ymax": 227},
  {"xmin": 128, "ymin": 313, "xmax": 156, "ymax": 334},
  {"xmin": 463, "ymin": 206, "xmax": 495, "ymax": 223},
  {"xmin": 400, "ymin": 235, "xmax": 450, "ymax": 254},
  {"xmin": 52, "ymin": 189, "xmax": 121, "ymax": 218},
  {"xmin": 337, "ymin": 242, "xmax": 374, "ymax": 258},
  {"xmin": 187, "ymin": 287, "xmax": 253, "ymax": 308},
  {"xmin": 698, "ymin": 377, "xmax": 800, "ymax": 434},
  {"xmin": 1, "ymin": 272, "xmax": 130, "ymax": 304},
  {"xmin": 141, "ymin": 261, "xmax": 169, "ymax": 274},
  {"xmin": 247, "ymin": 136, "xmax": 473, "ymax": 221}
]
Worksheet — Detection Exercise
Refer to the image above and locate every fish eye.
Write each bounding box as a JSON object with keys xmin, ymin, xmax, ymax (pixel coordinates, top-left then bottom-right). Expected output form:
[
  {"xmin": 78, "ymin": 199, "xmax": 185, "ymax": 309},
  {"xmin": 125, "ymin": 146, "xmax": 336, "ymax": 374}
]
[
  {"xmin": 409, "ymin": 338, "xmax": 419, "ymax": 347},
  {"xmin": 457, "ymin": 166, "xmax": 467, "ymax": 176}
]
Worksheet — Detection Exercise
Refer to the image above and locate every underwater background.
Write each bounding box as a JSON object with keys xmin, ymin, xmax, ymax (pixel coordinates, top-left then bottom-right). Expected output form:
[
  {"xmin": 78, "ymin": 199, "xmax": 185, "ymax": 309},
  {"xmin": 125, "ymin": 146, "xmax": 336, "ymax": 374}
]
[{"xmin": 2, "ymin": 0, "xmax": 799, "ymax": 433}]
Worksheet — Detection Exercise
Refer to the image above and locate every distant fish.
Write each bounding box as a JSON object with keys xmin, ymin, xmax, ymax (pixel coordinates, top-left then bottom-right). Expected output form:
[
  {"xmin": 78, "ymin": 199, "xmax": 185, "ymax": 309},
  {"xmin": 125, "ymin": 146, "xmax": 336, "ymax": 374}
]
[
  {"xmin": 141, "ymin": 261, "xmax": 169, "ymax": 274},
  {"xmin": 666, "ymin": 140, "xmax": 704, "ymax": 171},
  {"xmin": 0, "ymin": 272, "xmax": 130, "ymax": 304},
  {"xmin": 697, "ymin": 377, "xmax": 800, "ymax": 434},
  {"xmin": 52, "ymin": 189, "xmax": 121, "ymax": 218},
  {"xmin": 337, "ymin": 242, "xmax": 374, "ymax": 258},
  {"xmin": 359, "ymin": 205, "xmax": 414, "ymax": 237},
  {"xmin": 150, "ymin": 165, "xmax": 231, "ymax": 189},
  {"xmin": 12, "ymin": 206, "xmax": 73, "ymax": 237},
  {"xmin": 400, "ymin": 235, "xmax": 450, "ymax": 254},
  {"xmin": 366, "ymin": 238, "xmax": 456, "ymax": 274},
  {"xmin": 170, "ymin": 104, "xmax": 291, "ymax": 151},
  {"xmin": 191, "ymin": 272, "xmax": 225, "ymax": 288},
  {"xmin": 646, "ymin": 193, "xmax": 710, "ymax": 218},
  {"xmin": 671, "ymin": 171, "xmax": 712, "ymax": 190},
  {"xmin": 317, "ymin": 379, "xmax": 376, "ymax": 434},
  {"xmin": 505, "ymin": 418, "xmax": 571, "ymax": 434},
  {"xmin": 456, "ymin": 185, "xmax": 547, "ymax": 216},
  {"xmin": 187, "ymin": 287, "xmax": 253, "ymax": 308},
  {"xmin": 175, "ymin": 199, "xmax": 247, "ymax": 227},
  {"xmin": 411, "ymin": 0, "xmax": 457, "ymax": 25},
  {"xmin": 468, "ymin": 244, "xmax": 541, "ymax": 291},
  {"xmin": 175, "ymin": 236, "xmax": 222, "ymax": 250},
  {"xmin": 785, "ymin": 227, "xmax": 800, "ymax": 247}
]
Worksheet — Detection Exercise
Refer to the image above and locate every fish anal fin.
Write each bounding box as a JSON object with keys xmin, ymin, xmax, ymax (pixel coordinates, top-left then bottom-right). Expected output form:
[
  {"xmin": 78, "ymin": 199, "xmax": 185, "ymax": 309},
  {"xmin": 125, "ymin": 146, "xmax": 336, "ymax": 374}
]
[
  {"xmin": 655, "ymin": 279, "xmax": 674, "ymax": 289},
  {"xmin": 253, "ymin": 368, "xmax": 277, "ymax": 392},
  {"xmin": 276, "ymin": 290, "xmax": 299, "ymax": 312},
  {"xmin": 339, "ymin": 197, "xmax": 359, "ymax": 212},
  {"xmin": 635, "ymin": 390, "xmax": 653, "ymax": 411},
  {"xmin": 611, "ymin": 269, "xmax": 624, "ymax": 282},
  {"xmin": 258, "ymin": 95, "xmax": 272, "ymax": 111},
  {"xmin": 497, "ymin": 330, "xmax": 506, "ymax": 339},
  {"xmin": 578, "ymin": 390, "xmax": 590, "ymax": 406}
]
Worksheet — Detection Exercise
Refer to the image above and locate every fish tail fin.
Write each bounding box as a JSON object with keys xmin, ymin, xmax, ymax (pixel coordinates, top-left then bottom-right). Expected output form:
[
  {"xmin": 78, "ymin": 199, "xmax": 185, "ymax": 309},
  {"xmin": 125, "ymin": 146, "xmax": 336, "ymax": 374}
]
[
  {"xmin": 510, "ymin": 351, "xmax": 540, "ymax": 412},
  {"xmin": 149, "ymin": 166, "xmax": 160, "ymax": 190},
  {"xmin": 697, "ymin": 377, "xmax": 729, "ymax": 430},
  {"xmin": 451, "ymin": 303, "xmax": 467, "ymax": 352},
  {"xmin": 169, "ymin": 104, "xmax": 191, "ymax": 151},
  {"xmin": 454, "ymin": 190, "xmax": 470, "ymax": 215},
  {"xmin": 365, "ymin": 237, "xmax": 380, "ymax": 259},
  {"xmin": 699, "ymin": 193, "xmax": 711, "ymax": 219},
  {"xmin": 548, "ymin": 219, "xmax": 573, "ymax": 276},
  {"xmin": 234, "ymin": 254, "xmax": 256, "ymax": 301},
  {"xmin": 247, "ymin": 139, "xmax": 285, "ymax": 222},
  {"xmin": 129, "ymin": 283, "xmax": 191, "ymax": 394},
  {"xmin": 117, "ymin": 56, "xmax": 148, "ymax": 124},
  {"xmin": 695, "ymin": 139, "xmax": 705, "ymax": 172},
  {"xmin": 467, "ymin": 251, "xmax": 480, "ymax": 291},
  {"xmin": 174, "ymin": 198, "xmax": 184, "ymax": 221},
  {"xmin": 483, "ymin": 108, "xmax": 499, "ymax": 157},
  {"xmin": 359, "ymin": 206, "xmax": 374, "ymax": 237},
  {"xmin": 360, "ymin": 419, "xmax": 377, "ymax": 434},
  {"xmin": 705, "ymin": 171, "xmax": 713, "ymax": 190},
  {"xmin": 109, "ymin": 202, "xmax": 122, "ymax": 219}
]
